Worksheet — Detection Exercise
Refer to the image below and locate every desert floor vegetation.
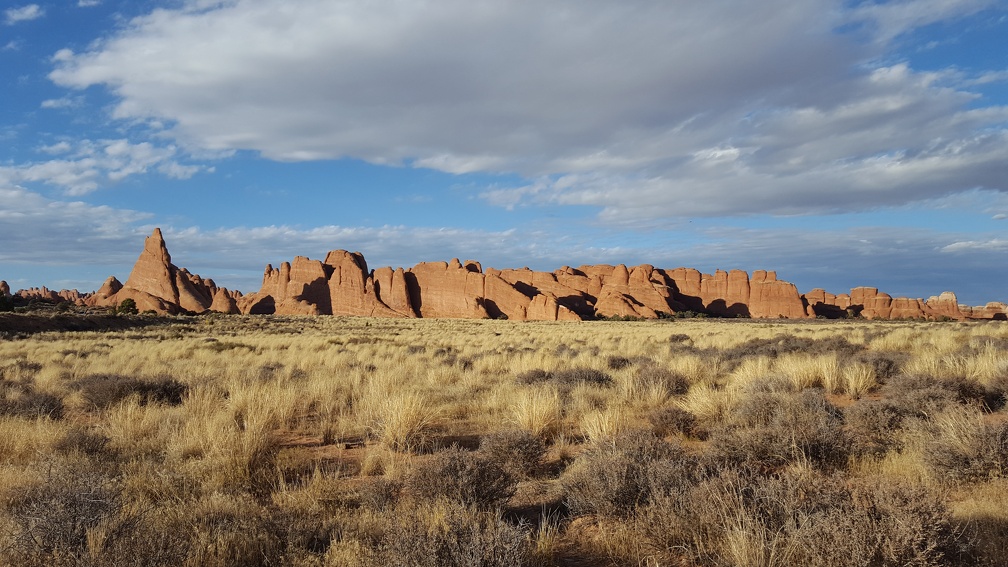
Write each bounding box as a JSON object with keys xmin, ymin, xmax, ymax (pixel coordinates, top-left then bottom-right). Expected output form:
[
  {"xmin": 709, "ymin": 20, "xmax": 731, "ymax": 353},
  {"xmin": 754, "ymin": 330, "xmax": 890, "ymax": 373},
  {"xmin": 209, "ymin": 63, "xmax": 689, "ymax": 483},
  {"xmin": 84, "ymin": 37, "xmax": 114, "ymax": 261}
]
[{"xmin": 0, "ymin": 313, "xmax": 1007, "ymax": 565}]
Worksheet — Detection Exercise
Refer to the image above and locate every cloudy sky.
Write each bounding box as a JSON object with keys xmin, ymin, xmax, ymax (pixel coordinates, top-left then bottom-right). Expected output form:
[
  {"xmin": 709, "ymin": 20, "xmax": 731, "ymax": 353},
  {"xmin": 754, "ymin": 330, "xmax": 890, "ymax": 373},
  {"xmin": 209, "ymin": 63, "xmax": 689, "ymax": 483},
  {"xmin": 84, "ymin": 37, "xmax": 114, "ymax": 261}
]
[{"xmin": 2, "ymin": 0, "xmax": 1007, "ymax": 305}]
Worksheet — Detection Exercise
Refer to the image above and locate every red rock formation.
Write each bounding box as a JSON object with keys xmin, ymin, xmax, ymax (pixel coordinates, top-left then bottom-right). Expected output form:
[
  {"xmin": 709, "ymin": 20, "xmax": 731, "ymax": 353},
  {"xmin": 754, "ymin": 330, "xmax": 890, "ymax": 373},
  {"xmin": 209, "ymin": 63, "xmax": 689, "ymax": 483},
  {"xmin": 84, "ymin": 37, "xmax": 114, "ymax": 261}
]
[
  {"xmin": 86, "ymin": 276, "xmax": 123, "ymax": 307},
  {"xmin": 210, "ymin": 288, "xmax": 240, "ymax": 314},
  {"xmin": 494, "ymin": 267, "xmax": 595, "ymax": 318},
  {"xmin": 925, "ymin": 292, "xmax": 965, "ymax": 320},
  {"xmin": 324, "ymin": 250, "xmax": 404, "ymax": 317},
  {"xmin": 749, "ymin": 271, "xmax": 808, "ymax": 319},
  {"xmin": 959, "ymin": 302, "xmax": 1007, "ymax": 320},
  {"xmin": 406, "ymin": 260, "xmax": 489, "ymax": 319},
  {"xmin": 373, "ymin": 267, "xmax": 418, "ymax": 317},
  {"xmin": 84, "ymin": 228, "xmax": 240, "ymax": 314},
  {"xmin": 802, "ymin": 287, "xmax": 972, "ymax": 321},
  {"xmin": 594, "ymin": 264, "xmax": 675, "ymax": 318},
  {"xmin": 36, "ymin": 228, "xmax": 1001, "ymax": 322},
  {"xmin": 0, "ymin": 280, "xmax": 9, "ymax": 298}
]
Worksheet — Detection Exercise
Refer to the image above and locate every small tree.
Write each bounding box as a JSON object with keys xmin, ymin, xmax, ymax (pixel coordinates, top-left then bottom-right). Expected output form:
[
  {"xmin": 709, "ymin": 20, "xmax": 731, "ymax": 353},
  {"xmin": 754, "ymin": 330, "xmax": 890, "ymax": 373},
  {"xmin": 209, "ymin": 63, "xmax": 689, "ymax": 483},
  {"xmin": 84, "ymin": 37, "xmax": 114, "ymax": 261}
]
[{"xmin": 116, "ymin": 298, "xmax": 138, "ymax": 315}]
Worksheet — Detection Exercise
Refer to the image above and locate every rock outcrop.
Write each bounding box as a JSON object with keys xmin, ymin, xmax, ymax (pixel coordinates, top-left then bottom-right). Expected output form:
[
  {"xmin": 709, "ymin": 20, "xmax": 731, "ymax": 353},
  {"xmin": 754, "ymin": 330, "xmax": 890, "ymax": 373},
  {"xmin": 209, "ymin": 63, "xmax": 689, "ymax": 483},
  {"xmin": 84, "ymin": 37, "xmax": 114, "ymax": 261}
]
[
  {"xmin": 15, "ymin": 287, "xmax": 87, "ymax": 305},
  {"xmin": 802, "ymin": 287, "xmax": 974, "ymax": 321},
  {"xmin": 0, "ymin": 281, "xmax": 10, "ymax": 298},
  {"xmin": 13, "ymin": 228, "xmax": 1004, "ymax": 321},
  {"xmin": 87, "ymin": 228, "xmax": 239, "ymax": 314},
  {"xmin": 959, "ymin": 302, "xmax": 1008, "ymax": 320}
]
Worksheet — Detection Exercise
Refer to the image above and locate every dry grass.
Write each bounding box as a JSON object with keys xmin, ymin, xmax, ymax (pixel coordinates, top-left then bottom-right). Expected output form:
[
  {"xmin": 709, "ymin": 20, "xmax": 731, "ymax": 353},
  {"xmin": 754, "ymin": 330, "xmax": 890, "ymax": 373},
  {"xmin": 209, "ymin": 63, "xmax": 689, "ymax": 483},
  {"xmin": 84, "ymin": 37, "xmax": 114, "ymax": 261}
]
[{"xmin": 0, "ymin": 315, "xmax": 1005, "ymax": 565}]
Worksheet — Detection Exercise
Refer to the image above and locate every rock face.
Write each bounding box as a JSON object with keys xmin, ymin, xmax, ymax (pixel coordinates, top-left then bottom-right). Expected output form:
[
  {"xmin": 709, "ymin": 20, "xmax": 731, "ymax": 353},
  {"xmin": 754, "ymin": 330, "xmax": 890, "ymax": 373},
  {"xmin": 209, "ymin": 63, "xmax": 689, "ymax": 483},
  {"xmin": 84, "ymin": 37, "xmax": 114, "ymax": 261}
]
[
  {"xmin": 959, "ymin": 302, "xmax": 1008, "ymax": 320},
  {"xmin": 0, "ymin": 281, "xmax": 10, "ymax": 298},
  {"xmin": 87, "ymin": 228, "xmax": 239, "ymax": 315},
  {"xmin": 18, "ymin": 228, "xmax": 1000, "ymax": 321},
  {"xmin": 15, "ymin": 287, "xmax": 88, "ymax": 305},
  {"xmin": 802, "ymin": 287, "xmax": 972, "ymax": 321}
]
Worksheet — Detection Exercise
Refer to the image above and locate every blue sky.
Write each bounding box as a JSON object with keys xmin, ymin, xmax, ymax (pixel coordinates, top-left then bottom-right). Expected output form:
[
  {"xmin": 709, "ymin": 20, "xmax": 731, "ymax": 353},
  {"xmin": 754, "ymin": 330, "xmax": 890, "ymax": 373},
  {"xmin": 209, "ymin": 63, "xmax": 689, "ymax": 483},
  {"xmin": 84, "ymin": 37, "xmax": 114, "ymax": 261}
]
[{"xmin": 1, "ymin": 0, "xmax": 1007, "ymax": 305}]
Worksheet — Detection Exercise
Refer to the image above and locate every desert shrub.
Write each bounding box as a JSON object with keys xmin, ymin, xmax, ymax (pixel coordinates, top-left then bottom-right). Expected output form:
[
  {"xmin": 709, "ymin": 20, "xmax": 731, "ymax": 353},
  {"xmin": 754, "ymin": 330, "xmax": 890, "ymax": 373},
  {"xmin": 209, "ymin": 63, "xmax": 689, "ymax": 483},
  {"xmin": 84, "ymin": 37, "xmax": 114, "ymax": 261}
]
[
  {"xmin": 564, "ymin": 430, "xmax": 680, "ymax": 517},
  {"xmin": 180, "ymin": 492, "xmax": 283, "ymax": 567},
  {"xmin": 721, "ymin": 335, "xmax": 863, "ymax": 362},
  {"xmin": 709, "ymin": 389, "xmax": 848, "ymax": 470},
  {"xmin": 405, "ymin": 446, "xmax": 515, "ymax": 508},
  {"xmin": 479, "ymin": 429, "xmax": 546, "ymax": 479},
  {"xmin": 75, "ymin": 374, "xmax": 188, "ymax": 409},
  {"xmin": 370, "ymin": 500, "xmax": 531, "ymax": 567},
  {"xmin": 554, "ymin": 367, "xmax": 612, "ymax": 387},
  {"xmin": 982, "ymin": 374, "xmax": 1008, "ymax": 411},
  {"xmin": 55, "ymin": 426, "xmax": 113, "ymax": 458},
  {"xmin": 649, "ymin": 405, "xmax": 698, "ymax": 437},
  {"xmin": 667, "ymin": 333, "xmax": 692, "ymax": 344},
  {"xmin": 636, "ymin": 366, "xmax": 689, "ymax": 396},
  {"xmin": 4, "ymin": 460, "xmax": 122, "ymax": 567},
  {"xmin": 846, "ymin": 399, "xmax": 906, "ymax": 457},
  {"xmin": 855, "ymin": 350, "xmax": 908, "ymax": 381},
  {"xmin": 607, "ymin": 355, "xmax": 633, "ymax": 370},
  {"xmin": 922, "ymin": 406, "xmax": 1008, "ymax": 483},
  {"xmin": 0, "ymin": 378, "xmax": 63, "ymax": 418},
  {"xmin": 517, "ymin": 367, "xmax": 612, "ymax": 389},
  {"xmin": 791, "ymin": 477, "xmax": 961, "ymax": 567},
  {"xmin": 884, "ymin": 374, "xmax": 993, "ymax": 417},
  {"xmin": 515, "ymin": 369, "xmax": 552, "ymax": 384},
  {"xmin": 355, "ymin": 477, "xmax": 402, "ymax": 511},
  {"xmin": 1, "ymin": 457, "xmax": 188, "ymax": 567},
  {"xmin": 641, "ymin": 468, "xmax": 962, "ymax": 567}
]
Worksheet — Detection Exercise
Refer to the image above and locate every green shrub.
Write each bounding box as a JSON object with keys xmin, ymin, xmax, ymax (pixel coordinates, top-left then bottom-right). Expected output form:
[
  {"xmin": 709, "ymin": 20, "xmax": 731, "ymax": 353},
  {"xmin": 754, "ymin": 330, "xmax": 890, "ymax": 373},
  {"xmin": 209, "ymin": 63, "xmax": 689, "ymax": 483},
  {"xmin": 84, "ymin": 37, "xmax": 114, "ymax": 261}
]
[{"xmin": 116, "ymin": 298, "xmax": 138, "ymax": 315}]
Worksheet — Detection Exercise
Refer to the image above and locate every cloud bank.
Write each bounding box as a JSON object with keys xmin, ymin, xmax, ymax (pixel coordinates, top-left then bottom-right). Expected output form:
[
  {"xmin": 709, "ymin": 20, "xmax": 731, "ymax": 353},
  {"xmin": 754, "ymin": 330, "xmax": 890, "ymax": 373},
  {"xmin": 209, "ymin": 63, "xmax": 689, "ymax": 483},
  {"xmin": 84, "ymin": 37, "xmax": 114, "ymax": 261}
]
[{"xmin": 48, "ymin": 0, "xmax": 1008, "ymax": 221}]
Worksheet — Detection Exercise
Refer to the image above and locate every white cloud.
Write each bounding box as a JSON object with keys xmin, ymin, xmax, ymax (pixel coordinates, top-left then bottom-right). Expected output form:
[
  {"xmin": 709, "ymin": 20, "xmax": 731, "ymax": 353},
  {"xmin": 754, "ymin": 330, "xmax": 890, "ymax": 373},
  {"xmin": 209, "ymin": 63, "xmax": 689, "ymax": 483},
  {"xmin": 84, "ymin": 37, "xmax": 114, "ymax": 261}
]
[
  {"xmin": 41, "ymin": 96, "xmax": 84, "ymax": 109},
  {"xmin": 5, "ymin": 4, "xmax": 43, "ymax": 25},
  {"xmin": 46, "ymin": 0, "xmax": 1008, "ymax": 221},
  {"xmin": 0, "ymin": 139, "xmax": 210, "ymax": 194},
  {"xmin": 941, "ymin": 239, "xmax": 1008, "ymax": 252},
  {"xmin": 846, "ymin": 0, "xmax": 995, "ymax": 42},
  {"xmin": 78, "ymin": 0, "xmax": 101, "ymax": 7},
  {"xmin": 0, "ymin": 185, "xmax": 151, "ymax": 266}
]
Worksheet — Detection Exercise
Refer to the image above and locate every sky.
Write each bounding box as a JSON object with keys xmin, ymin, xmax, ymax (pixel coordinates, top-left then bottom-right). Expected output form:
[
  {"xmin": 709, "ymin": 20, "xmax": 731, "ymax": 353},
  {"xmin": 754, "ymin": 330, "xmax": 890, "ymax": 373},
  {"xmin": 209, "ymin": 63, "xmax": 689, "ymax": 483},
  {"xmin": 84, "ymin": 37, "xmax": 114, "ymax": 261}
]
[{"xmin": 1, "ymin": 0, "xmax": 1007, "ymax": 306}]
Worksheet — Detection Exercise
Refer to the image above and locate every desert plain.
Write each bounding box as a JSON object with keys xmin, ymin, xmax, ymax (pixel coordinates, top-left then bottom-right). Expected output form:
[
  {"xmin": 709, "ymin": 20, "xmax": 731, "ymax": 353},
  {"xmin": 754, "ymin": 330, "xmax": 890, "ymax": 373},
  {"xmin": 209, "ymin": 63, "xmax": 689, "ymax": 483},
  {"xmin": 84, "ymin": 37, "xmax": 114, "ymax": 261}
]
[{"xmin": 0, "ymin": 313, "xmax": 1006, "ymax": 566}]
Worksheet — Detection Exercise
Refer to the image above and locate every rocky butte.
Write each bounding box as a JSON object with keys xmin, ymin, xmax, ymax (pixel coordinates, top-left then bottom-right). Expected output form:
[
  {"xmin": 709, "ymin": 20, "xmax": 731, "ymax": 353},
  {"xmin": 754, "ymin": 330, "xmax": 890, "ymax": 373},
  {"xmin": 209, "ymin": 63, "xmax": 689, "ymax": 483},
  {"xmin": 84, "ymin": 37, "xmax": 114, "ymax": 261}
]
[{"xmin": 9, "ymin": 229, "xmax": 1006, "ymax": 321}]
